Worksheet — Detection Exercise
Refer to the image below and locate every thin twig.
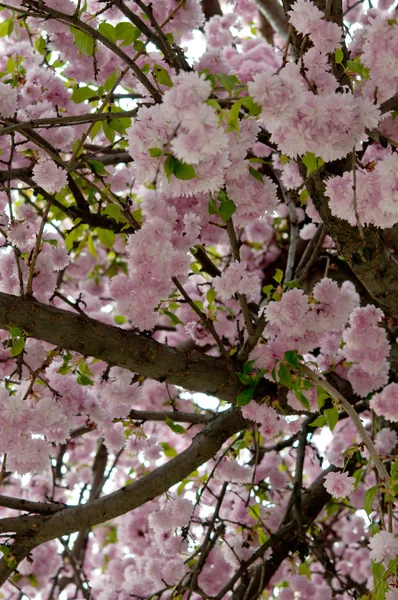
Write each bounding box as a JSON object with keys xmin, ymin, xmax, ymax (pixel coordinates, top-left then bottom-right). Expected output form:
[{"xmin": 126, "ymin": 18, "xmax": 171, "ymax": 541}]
[
  {"xmin": 302, "ymin": 365, "xmax": 389, "ymax": 482},
  {"xmin": 172, "ymin": 276, "xmax": 228, "ymax": 358}
]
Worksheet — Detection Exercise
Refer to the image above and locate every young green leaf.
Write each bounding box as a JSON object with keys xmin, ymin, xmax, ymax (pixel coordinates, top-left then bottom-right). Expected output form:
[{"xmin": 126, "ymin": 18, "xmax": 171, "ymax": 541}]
[
  {"xmin": 164, "ymin": 155, "xmax": 176, "ymax": 183},
  {"xmin": 165, "ymin": 416, "xmax": 186, "ymax": 434},
  {"xmin": 173, "ymin": 160, "xmax": 196, "ymax": 180},
  {"xmin": 237, "ymin": 387, "xmax": 254, "ymax": 406},
  {"xmin": 9, "ymin": 337, "xmax": 25, "ymax": 357},
  {"xmin": 324, "ymin": 407, "xmax": 339, "ymax": 431},
  {"xmin": 302, "ymin": 152, "xmax": 324, "ymax": 176},
  {"xmin": 273, "ymin": 269, "xmax": 283, "ymax": 284},
  {"xmin": 216, "ymin": 73, "xmax": 240, "ymax": 95},
  {"xmin": 98, "ymin": 22, "xmax": 116, "ymax": 44},
  {"xmin": 278, "ymin": 363, "xmax": 292, "ymax": 389},
  {"xmin": 70, "ymin": 27, "xmax": 94, "ymax": 57},
  {"xmin": 148, "ymin": 147, "xmax": 162, "ymax": 157},
  {"xmin": 335, "ymin": 47, "xmax": 344, "ymax": 64},
  {"xmin": 153, "ymin": 64, "xmax": 173, "ymax": 88}
]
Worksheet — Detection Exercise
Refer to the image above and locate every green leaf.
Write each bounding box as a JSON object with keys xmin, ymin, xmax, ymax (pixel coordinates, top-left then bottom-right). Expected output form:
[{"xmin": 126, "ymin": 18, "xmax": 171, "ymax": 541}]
[
  {"xmin": 163, "ymin": 309, "xmax": 183, "ymax": 326},
  {"xmin": 114, "ymin": 315, "xmax": 126, "ymax": 324},
  {"xmin": 317, "ymin": 386, "xmax": 330, "ymax": 410},
  {"xmin": 324, "ymin": 407, "xmax": 339, "ymax": 431},
  {"xmin": 87, "ymin": 233, "xmax": 98, "ymax": 258},
  {"xmin": 369, "ymin": 522, "xmax": 381, "ymax": 537},
  {"xmin": 248, "ymin": 504, "xmax": 261, "ymax": 520},
  {"xmin": 249, "ymin": 166, "xmax": 264, "ymax": 183},
  {"xmin": 165, "ymin": 416, "xmax": 186, "ymax": 434},
  {"xmin": 153, "ymin": 64, "xmax": 173, "ymax": 87},
  {"xmin": 160, "ymin": 442, "xmax": 177, "ymax": 457},
  {"xmin": 206, "ymin": 287, "xmax": 216, "ymax": 304},
  {"xmin": 346, "ymin": 58, "xmax": 370, "ymax": 80},
  {"xmin": 90, "ymin": 120, "xmax": 102, "ymax": 141},
  {"xmin": 9, "ymin": 327, "xmax": 22, "ymax": 338},
  {"xmin": 104, "ymin": 204, "xmax": 123, "ymax": 221},
  {"xmin": 133, "ymin": 39, "xmax": 146, "ymax": 52},
  {"xmin": 164, "ymin": 155, "xmax": 176, "ymax": 183},
  {"xmin": 71, "ymin": 86, "xmax": 96, "ymax": 104},
  {"xmin": 284, "ymin": 279, "xmax": 299, "ymax": 289},
  {"xmin": 224, "ymin": 98, "xmax": 243, "ymax": 133},
  {"xmin": 104, "ymin": 70, "xmax": 118, "ymax": 92},
  {"xmin": 98, "ymin": 22, "xmax": 116, "ymax": 44},
  {"xmin": 9, "ymin": 337, "xmax": 25, "ymax": 357},
  {"xmin": 149, "ymin": 147, "xmax": 162, "ymax": 157},
  {"xmin": 278, "ymin": 363, "xmax": 292, "ymax": 389},
  {"xmin": 173, "ymin": 160, "xmax": 196, "ymax": 180},
  {"xmin": 115, "ymin": 22, "xmax": 141, "ymax": 45},
  {"xmin": 299, "ymin": 188, "xmax": 309, "ymax": 206},
  {"xmin": 108, "ymin": 117, "xmax": 130, "ymax": 135},
  {"xmin": 295, "ymin": 390, "xmax": 310, "ymax": 410},
  {"xmin": 302, "ymin": 152, "xmax": 324, "ymax": 176},
  {"xmin": 374, "ymin": 581, "xmax": 390, "ymax": 600},
  {"xmin": 390, "ymin": 459, "xmax": 398, "ymax": 481},
  {"xmin": 243, "ymin": 360, "xmax": 256, "ymax": 374},
  {"xmin": 102, "ymin": 121, "xmax": 115, "ymax": 143},
  {"xmin": 273, "ymin": 269, "xmax": 283, "ymax": 284},
  {"xmin": 299, "ymin": 562, "xmax": 311, "ymax": 579},
  {"xmin": 70, "ymin": 27, "xmax": 94, "ymax": 57},
  {"xmin": 35, "ymin": 36, "xmax": 46, "ymax": 54},
  {"xmin": 237, "ymin": 387, "xmax": 254, "ymax": 406},
  {"xmin": 217, "ymin": 189, "xmax": 236, "ymax": 222},
  {"xmin": 335, "ymin": 47, "xmax": 344, "ymax": 64},
  {"xmin": 208, "ymin": 194, "xmax": 218, "ymax": 215},
  {"xmin": 284, "ymin": 350, "xmax": 300, "ymax": 368},
  {"xmin": 28, "ymin": 574, "xmax": 39, "ymax": 589},
  {"xmin": 76, "ymin": 371, "xmax": 94, "ymax": 386},
  {"xmin": 238, "ymin": 373, "xmax": 253, "ymax": 385},
  {"xmin": 216, "ymin": 73, "xmax": 239, "ymax": 95},
  {"xmin": 0, "ymin": 18, "xmax": 13, "ymax": 37},
  {"xmin": 364, "ymin": 485, "xmax": 378, "ymax": 516},
  {"xmin": 88, "ymin": 159, "xmax": 109, "ymax": 176},
  {"xmin": 309, "ymin": 415, "xmax": 326, "ymax": 427},
  {"xmin": 240, "ymin": 96, "xmax": 261, "ymax": 116},
  {"xmin": 262, "ymin": 285, "xmax": 273, "ymax": 297},
  {"xmin": 372, "ymin": 560, "xmax": 385, "ymax": 584},
  {"xmin": 97, "ymin": 228, "xmax": 116, "ymax": 249}
]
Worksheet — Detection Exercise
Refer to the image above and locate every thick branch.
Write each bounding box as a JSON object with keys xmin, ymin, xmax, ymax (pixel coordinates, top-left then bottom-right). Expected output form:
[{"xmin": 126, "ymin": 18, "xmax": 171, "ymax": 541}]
[
  {"xmin": 22, "ymin": 1, "xmax": 162, "ymax": 102},
  {"xmin": 253, "ymin": 0, "xmax": 289, "ymax": 40},
  {"xmin": 228, "ymin": 462, "xmax": 350, "ymax": 600},
  {"xmin": 0, "ymin": 110, "xmax": 139, "ymax": 138},
  {"xmin": 201, "ymin": 0, "xmax": 222, "ymax": 19},
  {"xmin": 0, "ymin": 496, "xmax": 65, "ymax": 514},
  {"xmin": 0, "ymin": 408, "xmax": 247, "ymax": 585},
  {"xmin": 306, "ymin": 170, "xmax": 398, "ymax": 320},
  {"xmin": 0, "ymin": 291, "xmax": 277, "ymax": 404}
]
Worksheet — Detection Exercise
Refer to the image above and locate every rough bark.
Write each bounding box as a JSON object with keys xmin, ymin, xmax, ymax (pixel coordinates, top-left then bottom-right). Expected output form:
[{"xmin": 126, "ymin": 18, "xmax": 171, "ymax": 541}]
[
  {"xmin": 0, "ymin": 408, "xmax": 247, "ymax": 585},
  {"xmin": 307, "ymin": 170, "xmax": 398, "ymax": 321},
  {"xmin": 0, "ymin": 291, "xmax": 278, "ymax": 405}
]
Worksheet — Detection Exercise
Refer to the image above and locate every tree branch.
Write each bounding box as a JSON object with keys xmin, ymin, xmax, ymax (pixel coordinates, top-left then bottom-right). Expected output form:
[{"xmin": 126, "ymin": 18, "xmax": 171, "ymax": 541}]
[
  {"xmin": 0, "ymin": 291, "xmax": 278, "ymax": 405},
  {"xmin": 306, "ymin": 169, "xmax": 398, "ymax": 321},
  {"xmin": 252, "ymin": 0, "xmax": 289, "ymax": 41},
  {"xmin": 0, "ymin": 408, "xmax": 247, "ymax": 585}
]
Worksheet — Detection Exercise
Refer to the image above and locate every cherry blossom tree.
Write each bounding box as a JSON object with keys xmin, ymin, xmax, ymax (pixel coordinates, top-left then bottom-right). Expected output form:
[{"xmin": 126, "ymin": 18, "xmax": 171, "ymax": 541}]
[{"xmin": 0, "ymin": 0, "xmax": 397, "ymax": 597}]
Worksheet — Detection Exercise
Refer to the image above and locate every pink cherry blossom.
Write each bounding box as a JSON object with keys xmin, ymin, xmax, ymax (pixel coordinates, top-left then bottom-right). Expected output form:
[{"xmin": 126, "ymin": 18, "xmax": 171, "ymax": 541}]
[
  {"xmin": 32, "ymin": 159, "xmax": 68, "ymax": 194},
  {"xmin": 323, "ymin": 471, "xmax": 355, "ymax": 498},
  {"xmin": 0, "ymin": 81, "xmax": 17, "ymax": 117},
  {"xmin": 368, "ymin": 531, "xmax": 398, "ymax": 565}
]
